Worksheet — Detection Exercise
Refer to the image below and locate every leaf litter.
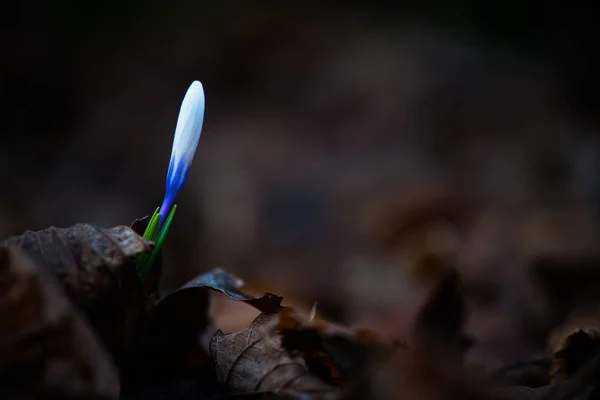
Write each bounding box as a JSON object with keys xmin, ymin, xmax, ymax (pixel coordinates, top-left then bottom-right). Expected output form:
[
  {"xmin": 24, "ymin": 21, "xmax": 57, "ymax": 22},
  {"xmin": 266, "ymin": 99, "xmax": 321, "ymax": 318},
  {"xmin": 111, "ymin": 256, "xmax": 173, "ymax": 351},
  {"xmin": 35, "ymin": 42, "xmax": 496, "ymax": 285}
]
[{"xmin": 2, "ymin": 220, "xmax": 600, "ymax": 399}]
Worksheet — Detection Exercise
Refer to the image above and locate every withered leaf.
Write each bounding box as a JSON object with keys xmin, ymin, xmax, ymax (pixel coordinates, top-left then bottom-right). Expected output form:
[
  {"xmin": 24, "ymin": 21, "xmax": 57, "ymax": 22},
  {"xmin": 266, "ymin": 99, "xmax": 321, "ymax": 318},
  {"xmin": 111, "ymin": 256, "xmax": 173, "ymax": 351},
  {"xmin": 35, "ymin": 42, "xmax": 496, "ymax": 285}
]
[
  {"xmin": 0, "ymin": 224, "xmax": 153, "ymax": 367},
  {"xmin": 279, "ymin": 308, "xmax": 387, "ymax": 385},
  {"xmin": 0, "ymin": 246, "xmax": 119, "ymax": 399},
  {"xmin": 139, "ymin": 268, "xmax": 283, "ymax": 376},
  {"xmin": 210, "ymin": 312, "xmax": 334, "ymax": 397},
  {"xmin": 0, "ymin": 224, "xmax": 152, "ymax": 307},
  {"xmin": 165, "ymin": 267, "xmax": 283, "ymax": 312}
]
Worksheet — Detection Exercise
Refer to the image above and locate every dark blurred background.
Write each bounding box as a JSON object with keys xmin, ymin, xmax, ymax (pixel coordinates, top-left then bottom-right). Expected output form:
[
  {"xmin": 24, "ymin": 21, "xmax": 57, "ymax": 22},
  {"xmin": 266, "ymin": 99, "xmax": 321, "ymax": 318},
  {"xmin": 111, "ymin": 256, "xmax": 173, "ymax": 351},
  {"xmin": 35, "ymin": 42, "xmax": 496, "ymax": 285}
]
[{"xmin": 2, "ymin": 0, "xmax": 600, "ymax": 372}]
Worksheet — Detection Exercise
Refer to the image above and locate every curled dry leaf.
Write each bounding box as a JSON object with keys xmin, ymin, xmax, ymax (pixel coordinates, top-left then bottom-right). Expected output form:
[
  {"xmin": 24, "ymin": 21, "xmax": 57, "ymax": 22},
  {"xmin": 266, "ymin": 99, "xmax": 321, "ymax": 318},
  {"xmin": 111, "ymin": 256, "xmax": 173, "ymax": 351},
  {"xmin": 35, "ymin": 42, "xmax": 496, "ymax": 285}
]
[
  {"xmin": 210, "ymin": 312, "xmax": 335, "ymax": 398},
  {"xmin": 0, "ymin": 224, "xmax": 153, "ymax": 366},
  {"xmin": 140, "ymin": 268, "xmax": 283, "ymax": 376},
  {"xmin": 279, "ymin": 308, "xmax": 389, "ymax": 385},
  {"xmin": 168, "ymin": 267, "xmax": 284, "ymax": 312},
  {"xmin": 0, "ymin": 224, "xmax": 152, "ymax": 307},
  {"xmin": 0, "ymin": 246, "xmax": 119, "ymax": 399}
]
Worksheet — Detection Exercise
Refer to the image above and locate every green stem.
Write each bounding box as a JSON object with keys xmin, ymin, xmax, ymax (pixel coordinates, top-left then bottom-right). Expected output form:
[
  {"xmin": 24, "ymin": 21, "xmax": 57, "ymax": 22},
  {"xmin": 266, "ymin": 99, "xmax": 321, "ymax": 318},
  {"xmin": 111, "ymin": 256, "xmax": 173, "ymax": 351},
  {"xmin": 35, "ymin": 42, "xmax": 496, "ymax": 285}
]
[{"xmin": 137, "ymin": 204, "xmax": 177, "ymax": 281}]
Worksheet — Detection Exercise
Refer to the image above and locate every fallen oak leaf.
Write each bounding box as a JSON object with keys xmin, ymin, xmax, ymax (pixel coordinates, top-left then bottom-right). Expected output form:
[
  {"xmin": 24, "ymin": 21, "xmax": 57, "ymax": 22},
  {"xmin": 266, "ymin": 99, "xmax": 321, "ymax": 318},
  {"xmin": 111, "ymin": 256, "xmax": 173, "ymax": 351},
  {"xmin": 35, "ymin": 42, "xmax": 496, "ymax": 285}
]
[
  {"xmin": 0, "ymin": 224, "xmax": 153, "ymax": 367},
  {"xmin": 210, "ymin": 312, "xmax": 335, "ymax": 397},
  {"xmin": 208, "ymin": 279, "xmax": 322, "ymax": 336},
  {"xmin": 0, "ymin": 224, "xmax": 152, "ymax": 307},
  {"xmin": 0, "ymin": 246, "xmax": 119, "ymax": 399},
  {"xmin": 172, "ymin": 267, "xmax": 283, "ymax": 312},
  {"xmin": 137, "ymin": 268, "xmax": 283, "ymax": 378},
  {"xmin": 154, "ymin": 267, "xmax": 283, "ymax": 326}
]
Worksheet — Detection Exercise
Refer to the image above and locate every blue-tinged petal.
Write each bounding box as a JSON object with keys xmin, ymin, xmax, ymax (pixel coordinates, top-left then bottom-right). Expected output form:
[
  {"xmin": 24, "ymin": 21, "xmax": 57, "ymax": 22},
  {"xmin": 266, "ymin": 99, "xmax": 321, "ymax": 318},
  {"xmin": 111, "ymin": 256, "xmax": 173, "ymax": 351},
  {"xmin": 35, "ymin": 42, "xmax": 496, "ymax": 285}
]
[
  {"xmin": 167, "ymin": 80, "xmax": 204, "ymax": 190},
  {"xmin": 158, "ymin": 80, "xmax": 205, "ymax": 227}
]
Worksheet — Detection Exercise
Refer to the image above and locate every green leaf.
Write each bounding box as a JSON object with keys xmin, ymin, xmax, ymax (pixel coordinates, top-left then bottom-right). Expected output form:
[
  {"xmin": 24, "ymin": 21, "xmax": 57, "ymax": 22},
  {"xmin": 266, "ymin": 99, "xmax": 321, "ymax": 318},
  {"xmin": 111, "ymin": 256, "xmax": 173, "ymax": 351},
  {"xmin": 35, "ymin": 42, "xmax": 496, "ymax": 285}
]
[
  {"xmin": 142, "ymin": 207, "xmax": 160, "ymax": 240},
  {"xmin": 136, "ymin": 207, "xmax": 160, "ymax": 278},
  {"xmin": 138, "ymin": 204, "xmax": 177, "ymax": 281}
]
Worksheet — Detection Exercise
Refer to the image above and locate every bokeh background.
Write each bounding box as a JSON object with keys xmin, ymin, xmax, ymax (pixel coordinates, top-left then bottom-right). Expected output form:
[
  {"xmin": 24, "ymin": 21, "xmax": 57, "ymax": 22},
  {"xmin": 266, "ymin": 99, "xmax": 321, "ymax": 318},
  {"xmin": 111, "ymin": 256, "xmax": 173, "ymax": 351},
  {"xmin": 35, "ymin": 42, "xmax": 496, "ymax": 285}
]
[{"xmin": 2, "ymin": 0, "xmax": 600, "ymax": 374}]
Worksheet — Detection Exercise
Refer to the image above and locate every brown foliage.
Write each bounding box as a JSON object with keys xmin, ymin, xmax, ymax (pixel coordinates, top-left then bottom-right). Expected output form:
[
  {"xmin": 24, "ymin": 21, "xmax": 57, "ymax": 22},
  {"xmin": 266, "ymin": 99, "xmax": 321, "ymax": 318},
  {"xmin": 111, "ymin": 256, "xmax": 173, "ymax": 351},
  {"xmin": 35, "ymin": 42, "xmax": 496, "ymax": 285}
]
[
  {"xmin": 0, "ymin": 224, "xmax": 152, "ymax": 366},
  {"xmin": 3, "ymin": 218, "xmax": 600, "ymax": 399},
  {"xmin": 0, "ymin": 247, "xmax": 119, "ymax": 399},
  {"xmin": 211, "ymin": 312, "xmax": 336, "ymax": 398}
]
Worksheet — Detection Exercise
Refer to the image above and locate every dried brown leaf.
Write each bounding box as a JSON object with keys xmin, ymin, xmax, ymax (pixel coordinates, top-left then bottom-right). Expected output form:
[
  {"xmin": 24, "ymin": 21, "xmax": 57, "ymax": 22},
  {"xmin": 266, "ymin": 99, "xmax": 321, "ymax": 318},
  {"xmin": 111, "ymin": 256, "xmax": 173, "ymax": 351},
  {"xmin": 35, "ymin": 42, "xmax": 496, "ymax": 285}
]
[
  {"xmin": 0, "ymin": 224, "xmax": 152, "ymax": 307},
  {"xmin": 210, "ymin": 312, "xmax": 335, "ymax": 397},
  {"xmin": 0, "ymin": 246, "xmax": 119, "ymax": 399},
  {"xmin": 170, "ymin": 267, "xmax": 283, "ymax": 312},
  {"xmin": 278, "ymin": 308, "xmax": 389, "ymax": 385},
  {"xmin": 140, "ymin": 268, "xmax": 283, "ymax": 376},
  {"xmin": 0, "ymin": 224, "xmax": 153, "ymax": 366}
]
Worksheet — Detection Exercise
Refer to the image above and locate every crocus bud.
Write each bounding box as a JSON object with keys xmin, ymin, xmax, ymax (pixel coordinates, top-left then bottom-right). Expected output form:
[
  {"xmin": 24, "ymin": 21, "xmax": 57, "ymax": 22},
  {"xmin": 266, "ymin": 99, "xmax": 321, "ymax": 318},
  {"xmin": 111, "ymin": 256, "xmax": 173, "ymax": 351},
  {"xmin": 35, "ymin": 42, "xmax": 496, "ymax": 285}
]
[{"xmin": 158, "ymin": 80, "xmax": 205, "ymax": 226}]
